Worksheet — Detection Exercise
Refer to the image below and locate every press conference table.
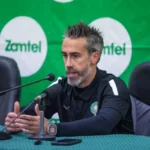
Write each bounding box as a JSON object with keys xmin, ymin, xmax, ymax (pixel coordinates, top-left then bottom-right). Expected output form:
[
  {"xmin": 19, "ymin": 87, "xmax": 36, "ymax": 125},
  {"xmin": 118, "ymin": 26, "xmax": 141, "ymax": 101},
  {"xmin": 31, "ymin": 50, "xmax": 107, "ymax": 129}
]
[{"xmin": 0, "ymin": 131, "xmax": 150, "ymax": 150}]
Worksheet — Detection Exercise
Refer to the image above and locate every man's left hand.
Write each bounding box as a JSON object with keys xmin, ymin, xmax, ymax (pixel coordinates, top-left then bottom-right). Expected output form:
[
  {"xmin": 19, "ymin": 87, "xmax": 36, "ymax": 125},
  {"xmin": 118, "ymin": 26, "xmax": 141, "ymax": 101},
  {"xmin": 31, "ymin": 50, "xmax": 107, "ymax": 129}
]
[{"xmin": 14, "ymin": 104, "xmax": 49, "ymax": 134}]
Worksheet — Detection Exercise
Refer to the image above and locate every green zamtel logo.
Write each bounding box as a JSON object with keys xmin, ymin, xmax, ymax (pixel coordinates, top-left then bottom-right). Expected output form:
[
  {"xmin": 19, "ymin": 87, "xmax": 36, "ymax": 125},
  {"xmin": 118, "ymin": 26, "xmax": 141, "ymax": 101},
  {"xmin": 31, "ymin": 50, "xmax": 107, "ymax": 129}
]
[
  {"xmin": 5, "ymin": 40, "xmax": 42, "ymax": 52},
  {"xmin": 103, "ymin": 43, "xmax": 126, "ymax": 55}
]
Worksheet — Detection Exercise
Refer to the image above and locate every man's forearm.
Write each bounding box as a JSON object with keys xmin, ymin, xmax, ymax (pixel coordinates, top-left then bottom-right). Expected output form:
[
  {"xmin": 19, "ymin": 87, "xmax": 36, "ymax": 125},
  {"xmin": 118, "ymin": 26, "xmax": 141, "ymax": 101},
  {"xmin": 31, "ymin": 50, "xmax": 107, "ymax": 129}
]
[{"xmin": 56, "ymin": 108, "xmax": 122, "ymax": 136}]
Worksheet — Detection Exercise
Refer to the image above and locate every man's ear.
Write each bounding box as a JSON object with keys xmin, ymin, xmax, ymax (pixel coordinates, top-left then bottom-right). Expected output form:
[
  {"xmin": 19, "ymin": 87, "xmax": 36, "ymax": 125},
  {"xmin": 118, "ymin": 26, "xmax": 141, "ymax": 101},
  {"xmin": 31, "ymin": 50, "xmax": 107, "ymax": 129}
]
[{"xmin": 91, "ymin": 52, "xmax": 100, "ymax": 64}]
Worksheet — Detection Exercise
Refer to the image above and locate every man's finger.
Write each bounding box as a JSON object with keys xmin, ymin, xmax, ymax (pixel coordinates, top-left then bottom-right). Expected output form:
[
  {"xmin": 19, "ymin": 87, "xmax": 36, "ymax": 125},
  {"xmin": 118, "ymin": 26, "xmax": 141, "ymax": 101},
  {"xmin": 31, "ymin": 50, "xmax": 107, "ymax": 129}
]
[
  {"xmin": 22, "ymin": 128, "xmax": 35, "ymax": 134},
  {"xmin": 14, "ymin": 101, "xmax": 20, "ymax": 114},
  {"xmin": 35, "ymin": 104, "xmax": 40, "ymax": 116},
  {"xmin": 7, "ymin": 112, "xmax": 17, "ymax": 118},
  {"xmin": 6, "ymin": 127, "xmax": 21, "ymax": 133},
  {"xmin": 19, "ymin": 115, "xmax": 40, "ymax": 122}
]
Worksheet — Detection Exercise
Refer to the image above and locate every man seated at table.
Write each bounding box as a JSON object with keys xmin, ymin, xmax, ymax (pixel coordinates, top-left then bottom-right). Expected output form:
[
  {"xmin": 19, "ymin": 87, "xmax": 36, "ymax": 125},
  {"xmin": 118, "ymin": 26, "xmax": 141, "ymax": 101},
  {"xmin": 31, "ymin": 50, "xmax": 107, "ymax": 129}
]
[{"xmin": 5, "ymin": 22, "xmax": 133, "ymax": 136}]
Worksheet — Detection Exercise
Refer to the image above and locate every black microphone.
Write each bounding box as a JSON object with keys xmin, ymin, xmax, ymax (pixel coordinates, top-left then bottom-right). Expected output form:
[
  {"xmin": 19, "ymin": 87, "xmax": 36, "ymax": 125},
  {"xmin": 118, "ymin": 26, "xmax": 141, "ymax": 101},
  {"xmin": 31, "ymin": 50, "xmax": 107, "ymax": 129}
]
[
  {"xmin": 0, "ymin": 73, "xmax": 55, "ymax": 140},
  {"xmin": 0, "ymin": 73, "xmax": 55, "ymax": 96}
]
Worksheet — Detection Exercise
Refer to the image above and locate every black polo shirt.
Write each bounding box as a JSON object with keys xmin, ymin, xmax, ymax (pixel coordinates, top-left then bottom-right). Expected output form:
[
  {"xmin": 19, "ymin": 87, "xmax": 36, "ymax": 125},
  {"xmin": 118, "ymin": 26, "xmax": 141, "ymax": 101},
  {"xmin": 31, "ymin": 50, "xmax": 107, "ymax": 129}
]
[{"xmin": 24, "ymin": 68, "xmax": 133, "ymax": 136}]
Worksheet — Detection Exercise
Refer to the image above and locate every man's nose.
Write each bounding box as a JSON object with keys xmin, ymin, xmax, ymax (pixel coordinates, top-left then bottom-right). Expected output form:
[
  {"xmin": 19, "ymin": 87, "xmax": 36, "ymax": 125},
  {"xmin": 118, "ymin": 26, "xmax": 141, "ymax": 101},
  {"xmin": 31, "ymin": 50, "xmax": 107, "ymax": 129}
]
[{"xmin": 65, "ymin": 57, "xmax": 73, "ymax": 67}]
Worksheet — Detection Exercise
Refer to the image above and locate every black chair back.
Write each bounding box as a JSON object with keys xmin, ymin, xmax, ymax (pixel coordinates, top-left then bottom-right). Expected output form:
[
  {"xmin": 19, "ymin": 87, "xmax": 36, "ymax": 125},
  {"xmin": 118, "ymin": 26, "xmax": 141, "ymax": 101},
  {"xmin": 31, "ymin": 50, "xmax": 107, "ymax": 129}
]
[
  {"xmin": 0, "ymin": 56, "xmax": 21, "ymax": 125},
  {"xmin": 129, "ymin": 61, "xmax": 150, "ymax": 135}
]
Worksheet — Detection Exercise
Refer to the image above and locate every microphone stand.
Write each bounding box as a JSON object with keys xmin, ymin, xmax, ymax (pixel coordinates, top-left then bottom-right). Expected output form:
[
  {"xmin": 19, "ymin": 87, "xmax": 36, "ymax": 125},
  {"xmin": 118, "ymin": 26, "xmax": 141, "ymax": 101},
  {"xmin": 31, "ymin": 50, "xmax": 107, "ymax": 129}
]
[{"xmin": 28, "ymin": 98, "xmax": 55, "ymax": 141}]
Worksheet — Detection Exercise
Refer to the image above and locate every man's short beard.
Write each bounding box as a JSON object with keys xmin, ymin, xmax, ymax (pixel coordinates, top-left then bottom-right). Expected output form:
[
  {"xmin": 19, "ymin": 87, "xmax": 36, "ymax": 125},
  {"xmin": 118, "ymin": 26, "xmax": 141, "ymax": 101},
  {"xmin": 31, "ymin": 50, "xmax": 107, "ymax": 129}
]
[{"xmin": 67, "ymin": 63, "xmax": 92, "ymax": 87}]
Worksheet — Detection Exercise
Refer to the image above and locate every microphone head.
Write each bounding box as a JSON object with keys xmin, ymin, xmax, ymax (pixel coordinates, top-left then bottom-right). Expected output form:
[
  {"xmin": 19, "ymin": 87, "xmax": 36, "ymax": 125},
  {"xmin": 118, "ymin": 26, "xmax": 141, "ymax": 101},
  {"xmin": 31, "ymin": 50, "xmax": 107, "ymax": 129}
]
[{"xmin": 46, "ymin": 74, "xmax": 55, "ymax": 81}]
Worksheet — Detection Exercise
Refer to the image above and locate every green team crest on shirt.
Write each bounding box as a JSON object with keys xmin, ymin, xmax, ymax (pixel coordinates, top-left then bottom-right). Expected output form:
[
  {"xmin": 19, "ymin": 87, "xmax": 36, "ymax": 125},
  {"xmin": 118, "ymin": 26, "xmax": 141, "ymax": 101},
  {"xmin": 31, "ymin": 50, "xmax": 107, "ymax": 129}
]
[{"xmin": 90, "ymin": 101, "xmax": 98, "ymax": 116}]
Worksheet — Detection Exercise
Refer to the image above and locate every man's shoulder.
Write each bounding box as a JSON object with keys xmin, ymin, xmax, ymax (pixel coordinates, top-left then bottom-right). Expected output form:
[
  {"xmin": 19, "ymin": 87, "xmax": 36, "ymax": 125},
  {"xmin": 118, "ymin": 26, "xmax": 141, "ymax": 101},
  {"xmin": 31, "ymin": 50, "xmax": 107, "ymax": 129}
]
[
  {"xmin": 97, "ymin": 69, "xmax": 126, "ymax": 87},
  {"xmin": 97, "ymin": 69, "xmax": 115, "ymax": 81}
]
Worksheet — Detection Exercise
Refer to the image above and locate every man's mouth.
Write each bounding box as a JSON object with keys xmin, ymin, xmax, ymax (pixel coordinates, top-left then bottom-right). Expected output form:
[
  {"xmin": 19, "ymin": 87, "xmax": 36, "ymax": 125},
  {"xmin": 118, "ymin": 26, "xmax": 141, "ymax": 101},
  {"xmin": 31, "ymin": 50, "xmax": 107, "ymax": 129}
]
[{"xmin": 67, "ymin": 72, "xmax": 78, "ymax": 78}]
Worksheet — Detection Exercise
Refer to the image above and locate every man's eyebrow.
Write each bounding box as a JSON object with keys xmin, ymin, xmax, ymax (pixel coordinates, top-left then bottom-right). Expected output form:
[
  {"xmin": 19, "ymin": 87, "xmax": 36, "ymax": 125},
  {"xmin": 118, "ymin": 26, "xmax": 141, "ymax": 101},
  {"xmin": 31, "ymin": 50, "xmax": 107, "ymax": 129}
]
[
  {"xmin": 71, "ymin": 51, "xmax": 81, "ymax": 54},
  {"xmin": 61, "ymin": 51, "xmax": 81, "ymax": 55}
]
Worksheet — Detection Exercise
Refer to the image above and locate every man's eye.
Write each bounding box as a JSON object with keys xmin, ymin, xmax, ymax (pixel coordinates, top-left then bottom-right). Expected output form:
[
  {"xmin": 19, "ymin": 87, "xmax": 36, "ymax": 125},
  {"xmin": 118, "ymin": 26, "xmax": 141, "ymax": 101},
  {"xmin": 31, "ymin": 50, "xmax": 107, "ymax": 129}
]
[
  {"xmin": 62, "ymin": 54, "xmax": 67, "ymax": 58},
  {"xmin": 73, "ymin": 54, "xmax": 79, "ymax": 59}
]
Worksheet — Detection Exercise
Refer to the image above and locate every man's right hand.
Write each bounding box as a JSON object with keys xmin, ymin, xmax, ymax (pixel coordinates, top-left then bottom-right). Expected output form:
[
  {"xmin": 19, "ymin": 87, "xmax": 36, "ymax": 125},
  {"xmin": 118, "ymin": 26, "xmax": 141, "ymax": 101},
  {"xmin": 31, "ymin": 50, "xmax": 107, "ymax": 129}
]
[{"xmin": 5, "ymin": 101, "xmax": 22, "ymax": 133}]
